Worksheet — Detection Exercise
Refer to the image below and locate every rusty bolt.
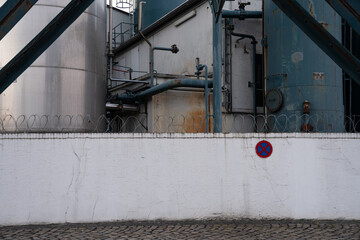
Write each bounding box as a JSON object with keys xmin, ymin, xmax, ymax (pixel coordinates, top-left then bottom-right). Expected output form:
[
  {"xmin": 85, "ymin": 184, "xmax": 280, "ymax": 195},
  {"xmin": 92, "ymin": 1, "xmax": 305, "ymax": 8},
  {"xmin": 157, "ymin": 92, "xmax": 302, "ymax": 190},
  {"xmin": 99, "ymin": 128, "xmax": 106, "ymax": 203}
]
[{"xmin": 303, "ymin": 100, "xmax": 310, "ymax": 114}]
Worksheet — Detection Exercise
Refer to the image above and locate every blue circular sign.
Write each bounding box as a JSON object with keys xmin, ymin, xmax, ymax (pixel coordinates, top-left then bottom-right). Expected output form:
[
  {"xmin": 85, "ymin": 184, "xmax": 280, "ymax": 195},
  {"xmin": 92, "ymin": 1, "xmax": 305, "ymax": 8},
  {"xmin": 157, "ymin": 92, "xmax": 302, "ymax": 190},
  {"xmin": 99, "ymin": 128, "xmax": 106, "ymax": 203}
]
[{"xmin": 256, "ymin": 140, "xmax": 273, "ymax": 158}]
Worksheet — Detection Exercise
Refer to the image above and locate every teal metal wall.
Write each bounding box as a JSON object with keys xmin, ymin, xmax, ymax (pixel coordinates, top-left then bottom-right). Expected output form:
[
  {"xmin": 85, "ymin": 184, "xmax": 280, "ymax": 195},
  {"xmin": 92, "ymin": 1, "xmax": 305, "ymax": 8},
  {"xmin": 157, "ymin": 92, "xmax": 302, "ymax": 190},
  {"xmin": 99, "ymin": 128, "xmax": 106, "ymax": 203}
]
[
  {"xmin": 264, "ymin": 0, "xmax": 344, "ymax": 132},
  {"xmin": 134, "ymin": 0, "xmax": 187, "ymax": 32}
]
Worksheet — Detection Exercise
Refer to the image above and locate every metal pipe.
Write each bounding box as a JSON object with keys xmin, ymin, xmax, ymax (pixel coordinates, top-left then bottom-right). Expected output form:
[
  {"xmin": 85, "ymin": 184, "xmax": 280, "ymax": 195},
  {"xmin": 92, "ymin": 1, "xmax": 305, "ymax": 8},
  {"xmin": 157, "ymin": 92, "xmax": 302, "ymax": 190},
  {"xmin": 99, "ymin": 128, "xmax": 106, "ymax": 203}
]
[
  {"xmin": 106, "ymin": 103, "xmax": 139, "ymax": 112},
  {"xmin": 231, "ymin": 30, "xmax": 258, "ymax": 130},
  {"xmin": 0, "ymin": 0, "xmax": 38, "ymax": 41},
  {"xmin": 222, "ymin": 10, "xmax": 262, "ymax": 19},
  {"xmin": 110, "ymin": 78, "xmax": 149, "ymax": 83},
  {"xmin": 225, "ymin": 19, "xmax": 233, "ymax": 112},
  {"xmin": 0, "ymin": 0, "xmax": 95, "ymax": 94},
  {"xmin": 272, "ymin": 0, "xmax": 360, "ymax": 87},
  {"xmin": 325, "ymin": 0, "xmax": 360, "ymax": 35},
  {"xmin": 137, "ymin": 1, "xmax": 152, "ymax": 73},
  {"xmin": 138, "ymin": 1, "xmax": 146, "ymax": 31},
  {"xmin": 212, "ymin": 12, "xmax": 223, "ymax": 133},
  {"xmin": 109, "ymin": 0, "xmax": 113, "ymax": 55},
  {"xmin": 196, "ymin": 58, "xmax": 210, "ymax": 133},
  {"xmin": 138, "ymin": 31, "xmax": 152, "ymax": 73},
  {"xmin": 109, "ymin": 57, "xmax": 149, "ymax": 85},
  {"xmin": 151, "ymin": 45, "xmax": 179, "ymax": 87},
  {"xmin": 204, "ymin": 65, "xmax": 209, "ymax": 133},
  {"xmin": 116, "ymin": 79, "xmax": 213, "ymax": 103}
]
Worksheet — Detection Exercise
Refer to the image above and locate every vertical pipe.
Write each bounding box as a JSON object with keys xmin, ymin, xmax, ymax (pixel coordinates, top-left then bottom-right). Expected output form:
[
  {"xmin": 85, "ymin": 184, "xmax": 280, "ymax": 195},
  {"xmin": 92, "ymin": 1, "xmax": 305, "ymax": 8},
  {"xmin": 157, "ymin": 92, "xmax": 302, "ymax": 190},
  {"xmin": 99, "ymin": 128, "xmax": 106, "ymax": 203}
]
[
  {"xmin": 204, "ymin": 65, "xmax": 209, "ymax": 133},
  {"xmin": 213, "ymin": 13, "xmax": 223, "ymax": 133},
  {"xmin": 138, "ymin": 1, "xmax": 146, "ymax": 31},
  {"xmin": 262, "ymin": 0, "xmax": 267, "ymax": 119},
  {"xmin": 252, "ymin": 40, "xmax": 257, "ymax": 130},
  {"xmin": 229, "ymin": 25, "xmax": 233, "ymax": 112},
  {"xmin": 109, "ymin": 0, "xmax": 113, "ymax": 55},
  {"xmin": 350, "ymin": 27, "xmax": 353, "ymax": 118},
  {"xmin": 150, "ymin": 48, "xmax": 154, "ymax": 87},
  {"xmin": 138, "ymin": 1, "xmax": 152, "ymax": 74}
]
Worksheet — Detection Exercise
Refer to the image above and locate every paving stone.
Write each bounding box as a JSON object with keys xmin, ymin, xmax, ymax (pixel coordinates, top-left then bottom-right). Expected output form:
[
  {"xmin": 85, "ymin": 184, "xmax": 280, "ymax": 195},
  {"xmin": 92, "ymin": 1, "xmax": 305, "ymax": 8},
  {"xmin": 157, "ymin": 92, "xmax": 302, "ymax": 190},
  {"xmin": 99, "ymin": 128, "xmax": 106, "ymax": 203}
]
[{"xmin": 0, "ymin": 220, "xmax": 359, "ymax": 239}]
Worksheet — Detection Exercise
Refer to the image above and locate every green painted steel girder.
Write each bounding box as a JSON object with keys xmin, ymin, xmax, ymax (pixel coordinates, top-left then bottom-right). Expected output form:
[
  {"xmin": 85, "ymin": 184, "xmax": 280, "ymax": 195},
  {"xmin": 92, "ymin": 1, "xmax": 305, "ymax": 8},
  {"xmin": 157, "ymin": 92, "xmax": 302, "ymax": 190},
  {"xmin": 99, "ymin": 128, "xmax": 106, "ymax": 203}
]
[
  {"xmin": 272, "ymin": 0, "xmax": 360, "ymax": 86},
  {"xmin": 0, "ymin": 0, "xmax": 38, "ymax": 40},
  {"xmin": 0, "ymin": 0, "xmax": 95, "ymax": 94}
]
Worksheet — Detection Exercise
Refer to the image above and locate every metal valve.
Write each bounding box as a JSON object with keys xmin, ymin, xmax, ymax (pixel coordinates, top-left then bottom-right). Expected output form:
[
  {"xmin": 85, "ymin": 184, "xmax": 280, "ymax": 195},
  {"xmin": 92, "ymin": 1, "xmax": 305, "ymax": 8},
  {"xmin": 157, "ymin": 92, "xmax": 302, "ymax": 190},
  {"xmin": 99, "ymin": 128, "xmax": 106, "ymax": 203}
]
[{"xmin": 171, "ymin": 44, "xmax": 179, "ymax": 54}]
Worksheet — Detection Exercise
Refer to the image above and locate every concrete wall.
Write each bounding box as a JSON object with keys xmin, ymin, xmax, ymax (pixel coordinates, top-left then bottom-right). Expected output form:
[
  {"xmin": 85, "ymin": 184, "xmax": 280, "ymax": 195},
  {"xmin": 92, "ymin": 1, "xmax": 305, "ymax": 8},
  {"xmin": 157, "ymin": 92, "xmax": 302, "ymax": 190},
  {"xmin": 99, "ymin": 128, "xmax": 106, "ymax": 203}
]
[{"xmin": 1, "ymin": 133, "xmax": 360, "ymax": 226}]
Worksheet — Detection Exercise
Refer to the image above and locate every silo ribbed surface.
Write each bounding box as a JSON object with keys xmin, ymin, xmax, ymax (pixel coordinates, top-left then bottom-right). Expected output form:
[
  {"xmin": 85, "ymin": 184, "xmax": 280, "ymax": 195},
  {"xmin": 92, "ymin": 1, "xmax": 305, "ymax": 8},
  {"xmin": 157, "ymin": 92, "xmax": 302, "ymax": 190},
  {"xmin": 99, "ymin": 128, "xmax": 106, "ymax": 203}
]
[
  {"xmin": 0, "ymin": 0, "xmax": 106, "ymax": 132},
  {"xmin": 264, "ymin": 0, "xmax": 344, "ymax": 132}
]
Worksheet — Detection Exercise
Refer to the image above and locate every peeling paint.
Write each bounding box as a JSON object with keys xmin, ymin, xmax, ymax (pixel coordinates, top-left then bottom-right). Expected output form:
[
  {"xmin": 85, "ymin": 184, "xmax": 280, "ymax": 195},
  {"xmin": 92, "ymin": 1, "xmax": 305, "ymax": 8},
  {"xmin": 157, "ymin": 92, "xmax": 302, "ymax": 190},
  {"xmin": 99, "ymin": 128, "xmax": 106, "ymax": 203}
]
[
  {"xmin": 291, "ymin": 52, "xmax": 304, "ymax": 64},
  {"xmin": 308, "ymin": 0, "xmax": 317, "ymax": 19}
]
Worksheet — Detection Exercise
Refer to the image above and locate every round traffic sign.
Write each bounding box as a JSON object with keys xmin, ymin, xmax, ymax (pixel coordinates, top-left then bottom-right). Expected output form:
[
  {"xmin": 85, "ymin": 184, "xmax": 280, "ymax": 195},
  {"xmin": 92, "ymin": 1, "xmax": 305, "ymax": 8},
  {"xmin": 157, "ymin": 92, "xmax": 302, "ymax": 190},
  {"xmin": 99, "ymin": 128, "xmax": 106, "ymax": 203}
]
[{"xmin": 255, "ymin": 140, "xmax": 273, "ymax": 158}]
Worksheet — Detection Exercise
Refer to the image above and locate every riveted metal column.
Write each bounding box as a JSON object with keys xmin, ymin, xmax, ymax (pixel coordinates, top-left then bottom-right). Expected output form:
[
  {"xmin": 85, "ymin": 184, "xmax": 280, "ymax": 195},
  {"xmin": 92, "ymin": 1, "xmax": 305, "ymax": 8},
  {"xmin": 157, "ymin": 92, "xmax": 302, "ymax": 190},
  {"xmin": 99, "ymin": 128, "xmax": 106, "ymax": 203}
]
[{"xmin": 213, "ymin": 13, "xmax": 223, "ymax": 133}]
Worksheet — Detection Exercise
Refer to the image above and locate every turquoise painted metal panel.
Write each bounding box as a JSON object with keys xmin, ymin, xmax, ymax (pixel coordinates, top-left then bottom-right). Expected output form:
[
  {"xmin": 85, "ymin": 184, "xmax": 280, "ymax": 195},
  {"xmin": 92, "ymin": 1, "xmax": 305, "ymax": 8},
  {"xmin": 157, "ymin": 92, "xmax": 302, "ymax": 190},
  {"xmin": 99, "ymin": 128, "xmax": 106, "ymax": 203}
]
[
  {"xmin": 264, "ymin": 0, "xmax": 344, "ymax": 132},
  {"xmin": 134, "ymin": 0, "xmax": 187, "ymax": 32}
]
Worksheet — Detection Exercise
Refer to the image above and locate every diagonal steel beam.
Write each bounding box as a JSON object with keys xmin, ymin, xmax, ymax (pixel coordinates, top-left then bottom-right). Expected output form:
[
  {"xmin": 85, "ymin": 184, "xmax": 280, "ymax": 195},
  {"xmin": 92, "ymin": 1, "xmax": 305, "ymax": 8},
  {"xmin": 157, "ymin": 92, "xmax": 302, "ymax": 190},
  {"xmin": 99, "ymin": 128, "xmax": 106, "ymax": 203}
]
[
  {"xmin": 325, "ymin": 0, "xmax": 360, "ymax": 34},
  {"xmin": 272, "ymin": 0, "xmax": 360, "ymax": 86},
  {"xmin": 0, "ymin": 0, "xmax": 95, "ymax": 94},
  {"xmin": 0, "ymin": 0, "xmax": 38, "ymax": 40}
]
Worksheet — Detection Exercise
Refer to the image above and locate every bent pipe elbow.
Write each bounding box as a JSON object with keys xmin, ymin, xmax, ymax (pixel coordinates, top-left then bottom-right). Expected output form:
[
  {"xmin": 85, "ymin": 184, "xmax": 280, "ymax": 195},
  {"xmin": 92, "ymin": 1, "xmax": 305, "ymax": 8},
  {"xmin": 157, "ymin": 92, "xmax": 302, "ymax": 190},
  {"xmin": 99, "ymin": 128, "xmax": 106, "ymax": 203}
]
[{"xmin": 116, "ymin": 79, "xmax": 213, "ymax": 103}]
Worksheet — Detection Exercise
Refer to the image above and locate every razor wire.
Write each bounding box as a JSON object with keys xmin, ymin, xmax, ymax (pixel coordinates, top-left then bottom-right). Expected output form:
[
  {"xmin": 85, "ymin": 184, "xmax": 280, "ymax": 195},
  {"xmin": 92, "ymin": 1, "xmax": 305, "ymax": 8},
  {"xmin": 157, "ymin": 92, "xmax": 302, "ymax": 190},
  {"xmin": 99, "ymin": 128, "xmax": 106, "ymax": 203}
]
[{"xmin": 0, "ymin": 113, "xmax": 360, "ymax": 133}]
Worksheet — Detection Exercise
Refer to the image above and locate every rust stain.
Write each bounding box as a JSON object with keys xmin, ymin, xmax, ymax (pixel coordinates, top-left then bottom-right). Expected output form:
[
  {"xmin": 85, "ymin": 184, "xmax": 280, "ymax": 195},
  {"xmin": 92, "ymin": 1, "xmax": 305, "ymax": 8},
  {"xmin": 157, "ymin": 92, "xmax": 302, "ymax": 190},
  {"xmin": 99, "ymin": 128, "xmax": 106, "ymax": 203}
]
[
  {"xmin": 184, "ymin": 109, "xmax": 207, "ymax": 133},
  {"xmin": 319, "ymin": 21, "xmax": 329, "ymax": 30},
  {"xmin": 25, "ymin": 1, "xmax": 33, "ymax": 10},
  {"xmin": 243, "ymin": 45, "xmax": 249, "ymax": 54},
  {"xmin": 308, "ymin": 0, "xmax": 316, "ymax": 18}
]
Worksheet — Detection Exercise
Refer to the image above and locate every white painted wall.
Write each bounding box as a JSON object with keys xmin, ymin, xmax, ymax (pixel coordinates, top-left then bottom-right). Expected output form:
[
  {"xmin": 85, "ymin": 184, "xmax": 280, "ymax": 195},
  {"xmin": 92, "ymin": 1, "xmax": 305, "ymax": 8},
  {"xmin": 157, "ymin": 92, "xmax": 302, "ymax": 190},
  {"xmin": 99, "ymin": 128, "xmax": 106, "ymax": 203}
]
[{"xmin": 1, "ymin": 133, "xmax": 360, "ymax": 226}]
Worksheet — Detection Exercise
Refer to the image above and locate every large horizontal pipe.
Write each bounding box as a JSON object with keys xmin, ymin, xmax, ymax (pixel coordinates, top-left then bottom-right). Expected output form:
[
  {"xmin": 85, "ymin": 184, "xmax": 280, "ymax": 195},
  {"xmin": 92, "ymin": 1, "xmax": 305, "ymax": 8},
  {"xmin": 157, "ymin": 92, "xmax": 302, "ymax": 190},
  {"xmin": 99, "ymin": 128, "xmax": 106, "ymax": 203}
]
[
  {"xmin": 0, "ymin": 0, "xmax": 95, "ymax": 94},
  {"xmin": 222, "ymin": 10, "xmax": 262, "ymax": 19},
  {"xmin": 325, "ymin": 0, "xmax": 360, "ymax": 34},
  {"xmin": 0, "ymin": 0, "xmax": 38, "ymax": 40},
  {"xmin": 272, "ymin": 0, "xmax": 360, "ymax": 86},
  {"xmin": 116, "ymin": 79, "xmax": 213, "ymax": 103}
]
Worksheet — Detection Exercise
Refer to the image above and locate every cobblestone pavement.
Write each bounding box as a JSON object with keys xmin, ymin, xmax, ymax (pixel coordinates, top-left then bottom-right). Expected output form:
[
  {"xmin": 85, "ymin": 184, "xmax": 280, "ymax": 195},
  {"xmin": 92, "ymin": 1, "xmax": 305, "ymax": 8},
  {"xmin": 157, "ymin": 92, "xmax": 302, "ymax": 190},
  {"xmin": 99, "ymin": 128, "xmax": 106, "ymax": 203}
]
[{"xmin": 0, "ymin": 220, "xmax": 359, "ymax": 239}]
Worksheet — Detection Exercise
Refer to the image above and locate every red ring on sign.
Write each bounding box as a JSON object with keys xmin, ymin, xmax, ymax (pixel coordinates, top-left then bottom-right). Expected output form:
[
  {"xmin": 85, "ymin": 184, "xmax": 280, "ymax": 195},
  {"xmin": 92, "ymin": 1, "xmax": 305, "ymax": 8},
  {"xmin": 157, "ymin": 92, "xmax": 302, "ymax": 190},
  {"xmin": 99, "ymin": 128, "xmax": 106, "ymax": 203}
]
[{"xmin": 255, "ymin": 140, "xmax": 273, "ymax": 158}]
